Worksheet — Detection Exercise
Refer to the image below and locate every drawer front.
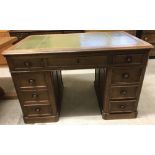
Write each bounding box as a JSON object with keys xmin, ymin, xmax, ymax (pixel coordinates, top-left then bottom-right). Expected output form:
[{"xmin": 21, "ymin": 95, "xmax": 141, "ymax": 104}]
[
  {"xmin": 47, "ymin": 56, "xmax": 77, "ymax": 66},
  {"xmin": 23, "ymin": 104, "xmax": 52, "ymax": 117},
  {"xmin": 20, "ymin": 89, "xmax": 49, "ymax": 103},
  {"xmin": 10, "ymin": 57, "xmax": 44, "ymax": 70},
  {"xmin": 142, "ymin": 34, "xmax": 155, "ymax": 44},
  {"xmin": 78, "ymin": 55, "xmax": 107, "ymax": 66},
  {"xmin": 110, "ymin": 86, "xmax": 138, "ymax": 100},
  {"xmin": 12, "ymin": 72, "xmax": 47, "ymax": 89},
  {"xmin": 113, "ymin": 54, "xmax": 145, "ymax": 65},
  {"xmin": 110, "ymin": 100, "xmax": 136, "ymax": 113},
  {"xmin": 47, "ymin": 55, "xmax": 107, "ymax": 67},
  {"xmin": 111, "ymin": 67, "xmax": 142, "ymax": 84}
]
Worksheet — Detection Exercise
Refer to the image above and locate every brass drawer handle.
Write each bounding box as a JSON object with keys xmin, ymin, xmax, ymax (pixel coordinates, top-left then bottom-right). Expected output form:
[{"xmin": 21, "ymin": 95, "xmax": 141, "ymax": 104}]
[
  {"xmin": 126, "ymin": 56, "xmax": 132, "ymax": 63},
  {"xmin": 120, "ymin": 105, "xmax": 126, "ymax": 109},
  {"xmin": 122, "ymin": 73, "xmax": 129, "ymax": 79},
  {"xmin": 24, "ymin": 61, "xmax": 31, "ymax": 67},
  {"xmin": 32, "ymin": 93, "xmax": 38, "ymax": 99},
  {"xmin": 29, "ymin": 79, "xmax": 35, "ymax": 85},
  {"xmin": 120, "ymin": 90, "xmax": 127, "ymax": 96},
  {"xmin": 35, "ymin": 108, "xmax": 41, "ymax": 112}
]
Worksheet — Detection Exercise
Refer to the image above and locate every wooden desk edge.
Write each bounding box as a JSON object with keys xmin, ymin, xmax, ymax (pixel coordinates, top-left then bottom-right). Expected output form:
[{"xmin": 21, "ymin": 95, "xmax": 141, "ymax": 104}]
[{"xmin": 2, "ymin": 32, "xmax": 154, "ymax": 56}]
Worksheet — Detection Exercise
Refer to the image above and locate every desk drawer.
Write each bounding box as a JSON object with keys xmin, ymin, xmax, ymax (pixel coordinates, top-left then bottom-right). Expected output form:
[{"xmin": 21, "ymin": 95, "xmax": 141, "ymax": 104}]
[
  {"xmin": 10, "ymin": 56, "xmax": 44, "ymax": 70},
  {"xmin": 23, "ymin": 104, "xmax": 52, "ymax": 117},
  {"xmin": 47, "ymin": 55, "xmax": 107, "ymax": 67},
  {"xmin": 110, "ymin": 86, "xmax": 138, "ymax": 100},
  {"xmin": 141, "ymin": 34, "xmax": 155, "ymax": 44},
  {"xmin": 111, "ymin": 67, "xmax": 142, "ymax": 84},
  {"xmin": 12, "ymin": 72, "xmax": 47, "ymax": 89},
  {"xmin": 20, "ymin": 89, "xmax": 49, "ymax": 103},
  {"xmin": 113, "ymin": 54, "xmax": 145, "ymax": 65},
  {"xmin": 110, "ymin": 100, "xmax": 136, "ymax": 113}
]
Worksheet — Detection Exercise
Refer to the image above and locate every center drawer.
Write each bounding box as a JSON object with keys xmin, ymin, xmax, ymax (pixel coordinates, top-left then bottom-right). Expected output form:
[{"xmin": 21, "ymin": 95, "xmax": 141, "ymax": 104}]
[
  {"xmin": 111, "ymin": 67, "xmax": 142, "ymax": 84},
  {"xmin": 12, "ymin": 72, "xmax": 48, "ymax": 89},
  {"xmin": 46, "ymin": 55, "xmax": 107, "ymax": 67},
  {"xmin": 110, "ymin": 85, "xmax": 138, "ymax": 100}
]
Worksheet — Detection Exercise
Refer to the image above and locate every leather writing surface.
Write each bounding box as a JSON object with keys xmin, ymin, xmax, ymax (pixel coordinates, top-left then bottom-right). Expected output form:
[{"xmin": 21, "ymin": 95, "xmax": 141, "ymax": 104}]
[{"xmin": 3, "ymin": 32, "xmax": 153, "ymax": 55}]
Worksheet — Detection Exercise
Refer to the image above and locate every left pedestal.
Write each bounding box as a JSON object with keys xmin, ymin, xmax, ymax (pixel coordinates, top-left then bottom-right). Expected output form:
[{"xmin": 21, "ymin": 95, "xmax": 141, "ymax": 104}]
[{"xmin": 11, "ymin": 71, "xmax": 63, "ymax": 124}]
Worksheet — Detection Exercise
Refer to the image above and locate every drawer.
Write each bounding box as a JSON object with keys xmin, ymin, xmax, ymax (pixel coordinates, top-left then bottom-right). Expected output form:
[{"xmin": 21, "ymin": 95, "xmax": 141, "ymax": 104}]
[
  {"xmin": 113, "ymin": 54, "xmax": 145, "ymax": 65},
  {"xmin": 46, "ymin": 55, "xmax": 107, "ymax": 67},
  {"xmin": 20, "ymin": 89, "xmax": 49, "ymax": 103},
  {"xmin": 111, "ymin": 67, "xmax": 142, "ymax": 84},
  {"xmin": 10, "ymin": 56, "xmax": 44, "ymax": 70},
  {"xmin": 110, "ymin": 86, "xmax": 138, "ymax": 100},
  {"xmin": 142, "ymin": 34, "xmax": 155, "ymax": 44},
  {"xmin": 110, "ymin": 100, "xmax": 136, "ymax": 113},
  {"xmin": 23, "ymin": 104, "xmax": 52, "ymax": 117},
  {"xmin": 12, "ymin": 72, "xmax": 47, "ymax": 89}
]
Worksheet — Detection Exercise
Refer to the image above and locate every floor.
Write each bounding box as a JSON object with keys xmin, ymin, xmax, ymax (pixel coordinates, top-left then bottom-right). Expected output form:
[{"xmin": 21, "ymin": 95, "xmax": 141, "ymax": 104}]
[{"xmin": 0, "ymin": 60, "xmax": 155, "ymax": 125}]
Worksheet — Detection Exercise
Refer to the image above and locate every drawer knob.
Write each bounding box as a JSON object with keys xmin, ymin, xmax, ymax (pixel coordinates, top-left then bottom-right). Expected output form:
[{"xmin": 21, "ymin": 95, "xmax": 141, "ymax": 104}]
[
  {"xmin": 122, "ymin": 73, "xmax": 129, "ymax": 79},
  {"xmin": 35, "ymin": 108, "xmax": 41, "ymax": 112},
  {"xmin": 32, "ymin": 93, "xmax": 38, "ymax": 99},
  {"xmin": 29, "ymin": 79, "xmax": 35, "ymax": 85},
  {"xmin": 120, "ymin": 90, "xmax": 127, "ymax": 96},
  {"xmin": 24, "ymin": 61, "xmax": 31, "ymax": 67},
  {"xmin": 120, "ymin": 105, "xmax": 126, "ymax": 109},
  {"xmin": 144, "ymin": 37, "xmax": 148, "ymax": 41},
  {"xmin": 126, "ymin": 56, "xmax": 132, "ymax": 63}
]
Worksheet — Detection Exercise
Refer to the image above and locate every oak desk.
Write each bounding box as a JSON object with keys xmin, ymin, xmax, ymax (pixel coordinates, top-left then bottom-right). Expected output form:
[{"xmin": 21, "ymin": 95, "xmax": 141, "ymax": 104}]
[{"xmin": 3, "ymin": 32, "xmax": 153, "ymax": 123}]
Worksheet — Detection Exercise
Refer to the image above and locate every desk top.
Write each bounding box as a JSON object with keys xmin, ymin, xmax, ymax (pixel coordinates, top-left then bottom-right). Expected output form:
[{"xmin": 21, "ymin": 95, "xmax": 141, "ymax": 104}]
[
  {"xmin": 0, "ymin": 37, "xmax": 17, "ymax": 49},
  {"xmin": 3, "ymin": 32, "xmax": 153, "ymax": 55}
]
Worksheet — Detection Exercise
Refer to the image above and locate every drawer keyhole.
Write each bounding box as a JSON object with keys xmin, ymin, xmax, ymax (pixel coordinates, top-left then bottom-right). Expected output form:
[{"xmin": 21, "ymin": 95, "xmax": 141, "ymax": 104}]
[{"xmin": 24, "ymin": 61, "xmax": 31, "ymax": 67}]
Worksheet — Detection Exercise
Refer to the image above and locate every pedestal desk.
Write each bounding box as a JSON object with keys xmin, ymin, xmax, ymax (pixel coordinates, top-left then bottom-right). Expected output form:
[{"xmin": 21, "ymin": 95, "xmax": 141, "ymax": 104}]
[{"xmin": 3, "ymin": 32, "xmax": 153, "ymax": 123}]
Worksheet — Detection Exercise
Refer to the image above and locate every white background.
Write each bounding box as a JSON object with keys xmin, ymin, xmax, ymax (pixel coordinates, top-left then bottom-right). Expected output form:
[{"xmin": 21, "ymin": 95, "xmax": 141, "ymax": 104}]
[
  {"xmin": 0, "ymin": 0, "xmax": 155, "ymax": 155},
  {"xmin": 1, "ymin": 0, "xmax": 155, "ymax": 29}
]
